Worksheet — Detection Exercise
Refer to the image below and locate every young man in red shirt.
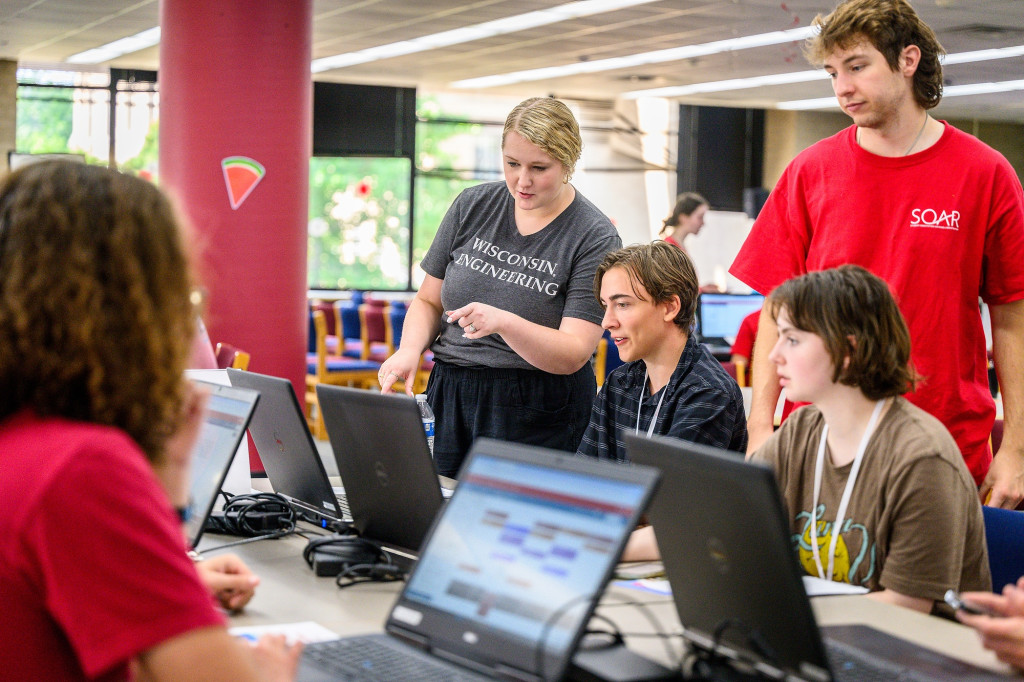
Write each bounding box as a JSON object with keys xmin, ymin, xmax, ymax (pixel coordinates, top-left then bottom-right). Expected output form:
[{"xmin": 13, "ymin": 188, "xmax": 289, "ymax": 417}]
[{"xmin": 731, "ymin": 0, "xmax": 1024, "ymax": 507}]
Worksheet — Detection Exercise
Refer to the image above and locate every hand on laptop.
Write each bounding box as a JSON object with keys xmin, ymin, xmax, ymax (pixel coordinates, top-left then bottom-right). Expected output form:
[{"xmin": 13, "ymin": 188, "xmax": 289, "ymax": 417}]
[
  {"xmin": 196, "ymin": 553, "xmax": 261, "ymax": 611},
  {"xmin": 957, "ymin": 578, "xmax": 1024, "ymax": 669}
]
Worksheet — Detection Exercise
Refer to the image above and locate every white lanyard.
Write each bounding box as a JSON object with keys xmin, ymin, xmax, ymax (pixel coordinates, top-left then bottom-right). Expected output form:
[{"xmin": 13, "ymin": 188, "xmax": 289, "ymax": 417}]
[
  {"xmin": 635, "ymin": 369, "xmax": 667, "ymax": 438},
  {"xmin": 810, "ymin": 399, "xmax": 885, "ymax": 582}
]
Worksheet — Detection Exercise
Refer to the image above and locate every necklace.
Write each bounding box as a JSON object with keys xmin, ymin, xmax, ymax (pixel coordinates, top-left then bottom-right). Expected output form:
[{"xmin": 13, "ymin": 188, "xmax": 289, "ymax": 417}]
[{"xmin": 856, "ymin": 113, "xmax": 930, "ymax": 156}]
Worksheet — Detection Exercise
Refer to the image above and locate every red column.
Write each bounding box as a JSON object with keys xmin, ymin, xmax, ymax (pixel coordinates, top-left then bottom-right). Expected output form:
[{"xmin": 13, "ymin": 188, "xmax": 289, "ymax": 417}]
[{"xmin": 159, "ymin": 0, "xmax": 312, "ymax": 471}]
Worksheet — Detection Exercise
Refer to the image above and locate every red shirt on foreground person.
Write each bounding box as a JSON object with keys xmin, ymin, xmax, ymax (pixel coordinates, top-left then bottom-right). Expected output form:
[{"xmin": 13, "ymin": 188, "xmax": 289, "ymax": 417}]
[{"xmin": 0, "ymin": 412, "xmax": 224, "ymax": 679}]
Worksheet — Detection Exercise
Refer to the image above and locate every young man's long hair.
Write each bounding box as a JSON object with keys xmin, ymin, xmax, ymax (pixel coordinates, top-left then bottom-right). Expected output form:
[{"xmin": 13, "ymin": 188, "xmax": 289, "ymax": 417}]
[
  {"xmin": 594, "ymin": 241, "xmax": 699, "ymax": 333},
  {"xmin": 805, "ymin": 0, "xmax": 945, "ymax": 110}
]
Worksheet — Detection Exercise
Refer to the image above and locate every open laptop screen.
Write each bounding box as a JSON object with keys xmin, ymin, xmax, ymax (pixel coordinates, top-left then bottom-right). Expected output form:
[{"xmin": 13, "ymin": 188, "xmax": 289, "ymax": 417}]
[
  {"xmin": 183, "ymin": 383, "xmax": 259, "ymax": 548},
  {"xmin": 400, "ymin": 442, "xmax": 654, "ymax": 674},
  {"xmin": 697, "ymin": 292, "xmax": 764, "ymax": 342}
]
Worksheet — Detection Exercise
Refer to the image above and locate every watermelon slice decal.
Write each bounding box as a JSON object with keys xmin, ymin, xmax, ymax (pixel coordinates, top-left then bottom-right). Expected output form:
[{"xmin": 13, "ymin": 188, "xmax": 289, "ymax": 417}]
[{"xmin": 221, "ymin": 156, "xmax": 265, "ymax": 210}]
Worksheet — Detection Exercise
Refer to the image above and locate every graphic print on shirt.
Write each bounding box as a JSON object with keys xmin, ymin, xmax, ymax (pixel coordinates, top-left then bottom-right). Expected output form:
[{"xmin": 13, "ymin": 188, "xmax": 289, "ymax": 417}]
[
  {"xmin": 910, "ymin": 207, "xmax": 961, "ymax": 231},
  {"xmin": 453, "ymin": 237, "xmax": 561, "ymax": 296},
  {"xmin": 793, "ymin": 505, "xmax": 876, "ymax": 585}
]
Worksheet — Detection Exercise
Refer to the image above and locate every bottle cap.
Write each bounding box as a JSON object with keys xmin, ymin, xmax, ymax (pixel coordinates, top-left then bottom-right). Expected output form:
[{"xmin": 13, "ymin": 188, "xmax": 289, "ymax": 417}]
[{"xmin": 415, "ymin": 393, "xmax": 427, "ymax": 402}]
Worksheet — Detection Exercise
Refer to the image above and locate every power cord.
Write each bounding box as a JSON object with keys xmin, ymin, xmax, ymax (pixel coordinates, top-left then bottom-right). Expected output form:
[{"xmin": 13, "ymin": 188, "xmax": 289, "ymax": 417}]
[
  {"xmin": 302, "ymin": 533, "xmax": 405, "ymax": 586},
  {"xmin": 684, "ymin": 617, "xmax": 778, "ymax": 681},
  {"xmin": 203, "ymin": 491, "xmax": 297, "ymax": 537}
]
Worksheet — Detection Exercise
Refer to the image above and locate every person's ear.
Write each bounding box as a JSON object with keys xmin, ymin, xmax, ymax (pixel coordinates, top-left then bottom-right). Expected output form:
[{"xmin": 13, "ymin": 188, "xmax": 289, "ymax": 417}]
[
  {"xmin": 842, "ymin": 334, "xmax": 857, "ymax": 370},
  {"xmin": 661, "ymin": 295, "xmax": 681, "ymax": 323},
  {"xmin": 899, "ymin": 44, "xmax": 921, "ymax": 78}
]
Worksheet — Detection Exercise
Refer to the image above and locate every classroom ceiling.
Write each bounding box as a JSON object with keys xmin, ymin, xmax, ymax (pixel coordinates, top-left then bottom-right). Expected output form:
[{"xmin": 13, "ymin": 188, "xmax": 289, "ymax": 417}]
[{"xmin": 2, "ymin": 0, "xmax": 1024, "ymax": 122}]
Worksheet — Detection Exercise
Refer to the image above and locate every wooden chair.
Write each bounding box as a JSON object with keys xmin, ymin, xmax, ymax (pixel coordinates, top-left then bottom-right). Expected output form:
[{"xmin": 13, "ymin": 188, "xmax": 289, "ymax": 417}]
[
  {"xmin": 359, "ymin": 302, "xmax": 393, "ymax": 363},
  {"xmin": 596, "ymin": 330, "xmax": 625, "ymax": 389},
  {"xmin": 214, "ymin": 342, "xmax": 250, "ymax": 371},
  {"xmin": 595, "ymin": 335, "xmax": 608, "ymax": 390},
  {"xmin": 334, "ymin": 300, "xmax": 365, "ymax": 359},
  {"xmin": 305, "ymin": 309, "xmax": 380, "ymax": 437}
]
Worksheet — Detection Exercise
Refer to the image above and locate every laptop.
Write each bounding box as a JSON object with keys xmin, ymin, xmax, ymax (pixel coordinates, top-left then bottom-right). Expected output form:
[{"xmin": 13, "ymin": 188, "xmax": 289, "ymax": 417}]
[
  {"xmin": 316, "ymin": 384, "xmax": 453, "ymax": 561},
  {"xmin": 298, "ymin": 437, "xmax": 660, "ymax": 682},
  {"xmin": 183, "ymin": 381, "xmax": 260, "ymax": 549},
  {"xmin": 226, "ymin": 369, "xmax": 350, "ymax": 528},
  {"xmin": 626, "ymin": 433, "xmax": 1003, "ymax": 682},
  {"xmin": 696, "ymin": 292, "xmax": 764, "ymax": 354}
]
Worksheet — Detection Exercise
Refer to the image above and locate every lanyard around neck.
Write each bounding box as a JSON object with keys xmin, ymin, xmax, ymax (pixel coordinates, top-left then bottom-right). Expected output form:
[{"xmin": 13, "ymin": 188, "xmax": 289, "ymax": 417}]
[
  {"xmin": 810, "ymin": 399, "xmax": 886, "ymax": 582},
  {"xmin": 635, "ymin": 369, "xmax": 667, "ymax": 438}
]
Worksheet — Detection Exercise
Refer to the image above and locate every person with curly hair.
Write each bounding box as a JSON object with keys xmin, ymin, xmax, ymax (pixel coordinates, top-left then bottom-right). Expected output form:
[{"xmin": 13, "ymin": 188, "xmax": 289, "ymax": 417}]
[
  {"xmin": 731, "ymin": 0, "xmax": 1024, "ymax": 508},
  {"xmin": 0, "ymin": 160, "xmax": 300, "ymax": 680}
]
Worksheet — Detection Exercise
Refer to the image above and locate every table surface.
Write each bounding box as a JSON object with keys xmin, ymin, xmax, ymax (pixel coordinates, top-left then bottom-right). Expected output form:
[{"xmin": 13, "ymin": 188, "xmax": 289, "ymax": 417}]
[{"xmin": 200, "ymin": 529, "xmax": 1014, "ymax": 677}]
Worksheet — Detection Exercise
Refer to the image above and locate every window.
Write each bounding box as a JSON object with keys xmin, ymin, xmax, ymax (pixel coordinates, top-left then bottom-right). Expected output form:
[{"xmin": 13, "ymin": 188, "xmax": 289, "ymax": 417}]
[{"xmin": 308, "ymin": 157, "xmax": 412, "ymax": 290}]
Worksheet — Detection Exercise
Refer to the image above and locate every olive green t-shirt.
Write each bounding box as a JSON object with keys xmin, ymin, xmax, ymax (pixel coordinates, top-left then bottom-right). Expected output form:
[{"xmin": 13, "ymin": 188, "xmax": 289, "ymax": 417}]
[{"xmin": 752, "ymin": 398, "xmax": 990, "ymax": 612}]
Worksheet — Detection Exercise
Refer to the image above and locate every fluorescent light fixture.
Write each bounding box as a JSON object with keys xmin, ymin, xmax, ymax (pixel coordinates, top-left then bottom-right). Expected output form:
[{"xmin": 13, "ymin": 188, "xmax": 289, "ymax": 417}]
[
  {"xmin": 778, "ymin": 77, "xmax": 1024, "ymax": 110},
  {"xmin": 623, "ymin": 69, "xmax": 825, "ymax": 98},
  {"xmin": 311, "ymin": 0, "xmax": 663, "ymax": 74},
  {"xmin": 626, "ymin": 43, "xmax": 1024, "ymax": 100},
  {"xmin": 67, "ymin": 27, "xmax": 161, "ymax": 64},
  {"xmin": 450, "ymin": 26, "xmax": 816, "ymax": 89},
  {"xmin": 944, "ymin": 45, "xmax": 1024, "ymax": 65}
]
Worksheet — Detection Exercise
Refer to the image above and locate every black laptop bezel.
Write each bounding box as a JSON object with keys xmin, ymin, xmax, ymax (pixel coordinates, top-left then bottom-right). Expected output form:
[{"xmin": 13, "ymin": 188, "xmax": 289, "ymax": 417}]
[
  {"xmin": 186, "ymin": 381, "xmax": 260, "ymax": 549},
  {"xmin": 315, "ymin": 384, "xmax": 444, "ymax": 557},
  {"xmin": 226, "ymin": 369, "xmax": 345, "ymax": 525},
  {"xmin": 625, "ymin": 433, "xmax": 832, "ymax": 681},
  {"xmin": 383, "ymin": 437, "xmax": 661, "ymax": 682}
]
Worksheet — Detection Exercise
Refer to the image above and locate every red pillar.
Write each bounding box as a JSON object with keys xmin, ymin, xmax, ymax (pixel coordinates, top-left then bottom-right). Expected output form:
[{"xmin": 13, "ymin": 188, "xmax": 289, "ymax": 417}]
[{"xmin": 159, "ymin": 0, "xmax": 312, "ymax": 471}]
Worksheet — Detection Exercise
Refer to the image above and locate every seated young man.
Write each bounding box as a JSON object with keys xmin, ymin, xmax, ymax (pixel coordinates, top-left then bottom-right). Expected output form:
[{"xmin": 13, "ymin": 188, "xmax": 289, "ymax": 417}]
[
  {"xmin": 577, "ymin": 241, "xmax": 747, "ymax": 461},
  {"xmin": 627, "ymin": 265, "xmax": 990, "ymax": 614}
]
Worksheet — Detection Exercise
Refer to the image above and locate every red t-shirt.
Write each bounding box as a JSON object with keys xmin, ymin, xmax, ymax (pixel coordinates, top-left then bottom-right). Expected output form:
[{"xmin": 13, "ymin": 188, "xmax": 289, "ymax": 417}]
[
  {"xmin": 729, "ymin": 310, "xmax": 760, "ymax": 360},
  {"xmin": 730, "ymin": 309, "xmax": 799, "ymax": 421},
  {"xmin": 0, "ymin": 411, "xmax": 224, "ymax": 680},
  {"xmin": 731, "ymin": 122, "xmax": 1024, "ymax": 484}
]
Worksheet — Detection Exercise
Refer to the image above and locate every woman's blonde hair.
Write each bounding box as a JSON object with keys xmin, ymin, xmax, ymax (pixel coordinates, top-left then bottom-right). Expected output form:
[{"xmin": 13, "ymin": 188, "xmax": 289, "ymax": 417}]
[
  {"xmin": 0, "ymin": 161, "xmax": 196, "ymax": 462},
  {"xmin": 502, "ymin": 97, "xmax": 583, "ymax": 181}
]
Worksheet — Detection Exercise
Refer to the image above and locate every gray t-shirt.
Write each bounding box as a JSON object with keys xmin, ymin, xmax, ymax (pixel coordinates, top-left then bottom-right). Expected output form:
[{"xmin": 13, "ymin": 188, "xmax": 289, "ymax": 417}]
[{"xmin": 421, "ymin": 181, "xmax": 621, "ymax": 370}]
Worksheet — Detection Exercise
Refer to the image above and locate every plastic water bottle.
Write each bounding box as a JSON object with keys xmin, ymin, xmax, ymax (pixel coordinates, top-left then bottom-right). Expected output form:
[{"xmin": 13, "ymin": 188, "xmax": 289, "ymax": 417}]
[{"xmin": 416, "ymin": 394, "xmax": 435, "ymax": 456}]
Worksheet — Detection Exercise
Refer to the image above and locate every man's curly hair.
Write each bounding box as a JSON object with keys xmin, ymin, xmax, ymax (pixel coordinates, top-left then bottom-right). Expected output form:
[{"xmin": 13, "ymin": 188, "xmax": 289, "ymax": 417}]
[{"xmin": 0, "ymin": 161, "xmax": 196, "ymax": 462}]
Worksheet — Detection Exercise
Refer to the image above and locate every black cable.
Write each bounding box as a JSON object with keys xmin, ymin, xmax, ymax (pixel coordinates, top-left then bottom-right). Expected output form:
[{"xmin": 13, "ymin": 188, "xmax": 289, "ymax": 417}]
[
  {"xmin": 595, "ymin": 592, "xmax": 683, "ymax": 668},
  {"xmin": 535, "ymin": 592, "xmax": 595, "ymax": 681},
  {"xmin": 684, "ymin": 617, "xmax": 778, "ymax": 681},
  {"xmin": 204, "ymin": 491, "xmax": 297, "ymax": 537}
]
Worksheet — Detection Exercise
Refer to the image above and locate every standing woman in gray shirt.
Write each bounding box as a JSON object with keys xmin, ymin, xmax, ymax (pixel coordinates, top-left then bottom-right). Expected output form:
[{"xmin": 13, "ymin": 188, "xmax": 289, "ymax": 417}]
[{"xmin": 379, "ymin": 97, "xmax": 621, "ymax": 476}]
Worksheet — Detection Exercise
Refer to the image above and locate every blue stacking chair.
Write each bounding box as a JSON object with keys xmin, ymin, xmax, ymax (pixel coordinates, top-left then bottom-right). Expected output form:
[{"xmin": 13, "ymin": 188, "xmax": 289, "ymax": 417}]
[
  {"xmin": 982, "ymin": 505, "xmax": 1024, "ymax": 591},
  {"xmin": 305, "ymin": 309, "xmax": 380, "ymax": 437}
]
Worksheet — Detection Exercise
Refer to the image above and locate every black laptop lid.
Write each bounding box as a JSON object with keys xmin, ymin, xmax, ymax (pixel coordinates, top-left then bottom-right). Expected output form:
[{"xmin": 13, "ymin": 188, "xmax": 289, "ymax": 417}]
[
  {"xmin": 315, "ymin": 384, "xmax": 443, "ymax": 554},
  {"xmin": 184, "ymin": 381, "xmax": 259, "ymax": 549},
  {"xmin": 226, "ymin": 369, "xmax": 343, "ymax": 523},
  {"xmin": 626, "ymin": 433, "xmax": 832, "ymax": 681},
  {"xmin": 387, "ymin": 438, "xmax": 660, "ymax": 682}
]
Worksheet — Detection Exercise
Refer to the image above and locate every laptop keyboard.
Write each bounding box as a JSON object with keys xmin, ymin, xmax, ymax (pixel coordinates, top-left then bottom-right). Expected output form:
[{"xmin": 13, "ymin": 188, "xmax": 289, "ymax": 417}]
[
  {"xmin": 826, "ymin": 637, "xmax": 914, "ymax": 681},
  {"xmin": 303, "ymin": 636, "xmax": 489, "ymax": 681}
]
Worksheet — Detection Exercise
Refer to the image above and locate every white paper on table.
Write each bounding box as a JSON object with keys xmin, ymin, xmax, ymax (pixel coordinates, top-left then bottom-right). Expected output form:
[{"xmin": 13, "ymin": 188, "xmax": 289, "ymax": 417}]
[
  {"xmin": 230, "ymin": 621, "xmax": 339, "ymax": 645},
  {"xmin": 802, "ymin": 576, "xmax": 870, "ymax": 597}
]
